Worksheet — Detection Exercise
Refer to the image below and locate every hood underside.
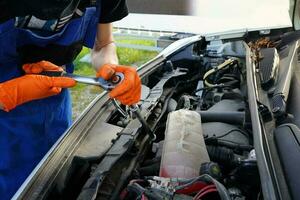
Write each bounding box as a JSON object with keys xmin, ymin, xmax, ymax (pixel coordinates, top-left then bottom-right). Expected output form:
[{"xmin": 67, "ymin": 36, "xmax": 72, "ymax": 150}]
[{"xmin": 115, "ymin": 0, "xmax": 292, "ymax": 34}]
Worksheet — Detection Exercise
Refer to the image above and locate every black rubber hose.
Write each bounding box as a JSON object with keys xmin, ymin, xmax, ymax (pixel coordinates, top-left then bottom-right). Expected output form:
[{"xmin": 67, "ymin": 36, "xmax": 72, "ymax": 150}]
[
  {"xmin": 206, "ymin": 145, "xmax": 236, "ymax": 166},
  {"xmin": 198, "ymin": 111, "xmax": 245, "ymax": 125},
  {"xmin": 205, "ymin": 138, "xmax": 253, "ymax": 151},
  {"xmin": 138, "ymin": 162, "xmax": 161, "ymax": 176}
]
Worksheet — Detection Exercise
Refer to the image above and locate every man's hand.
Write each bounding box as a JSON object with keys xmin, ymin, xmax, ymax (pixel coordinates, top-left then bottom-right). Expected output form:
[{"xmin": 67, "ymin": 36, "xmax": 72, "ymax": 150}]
[
  {"xmin": 97, "ymin": 64, "xmax": 141, "ymax": 105},
  {"xmin": 0, "ymin": 75, "xmax": 76, "ymax": 111},
  {"xmin": 92, "ymin": 24, "xmax": 141, "ymax": 105}
]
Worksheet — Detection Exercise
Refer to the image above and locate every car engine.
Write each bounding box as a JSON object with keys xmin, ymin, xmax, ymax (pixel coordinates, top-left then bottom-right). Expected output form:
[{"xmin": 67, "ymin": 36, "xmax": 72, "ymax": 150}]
[
  {"xmin": 39, "ymin": 38, "xmax": 265, "ymax": 200},
  {"xmin": 88, "ymin": 40, "xmax": 260, "ymax": 200}
]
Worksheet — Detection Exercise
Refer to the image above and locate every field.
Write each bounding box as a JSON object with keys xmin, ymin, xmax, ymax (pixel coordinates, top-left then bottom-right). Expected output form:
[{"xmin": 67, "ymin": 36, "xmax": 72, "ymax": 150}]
[{"xmin": 70, "ymin": 39, "xmax": 158, "ymax": 119}]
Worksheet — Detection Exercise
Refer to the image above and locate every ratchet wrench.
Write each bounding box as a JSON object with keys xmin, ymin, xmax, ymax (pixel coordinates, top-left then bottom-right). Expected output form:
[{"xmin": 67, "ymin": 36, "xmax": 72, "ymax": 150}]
[
  {"xmin": 40, "ymin": 70, "xmax": 124, "ymax": 90},
  {"xmin": 40, "ymin": 70, "xmax": 156, "ymax": 140}
]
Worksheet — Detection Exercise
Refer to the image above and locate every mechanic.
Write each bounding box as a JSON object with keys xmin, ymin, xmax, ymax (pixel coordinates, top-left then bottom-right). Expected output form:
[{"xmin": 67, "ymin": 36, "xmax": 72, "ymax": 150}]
[{"xmin": 0, "ymin": 0, "xmax": 141, "ymax": 199}]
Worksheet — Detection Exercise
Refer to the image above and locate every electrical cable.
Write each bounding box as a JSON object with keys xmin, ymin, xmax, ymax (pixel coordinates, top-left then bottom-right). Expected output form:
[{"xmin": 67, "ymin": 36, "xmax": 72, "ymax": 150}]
[
  {"xmin": 192, "ymin": 83, "xmax": 233, "ymax": 95},
  {"xmin": 203, "ymin": 59, "xmax": 236, "ymax": 87},
  {"xmin": 209, "ymin": 128, "xmax": 249, "ymax": 139},
  {"xmin": 152, "ymin": 73, "xmax": 201, "ymax": 130}
]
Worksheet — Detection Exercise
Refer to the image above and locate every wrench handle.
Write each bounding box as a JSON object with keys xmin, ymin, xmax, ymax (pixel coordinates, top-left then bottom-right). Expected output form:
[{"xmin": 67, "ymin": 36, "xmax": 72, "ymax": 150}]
[{"xmin": 39, "ymin": 71, "xmax": 124, "ymax": 90}]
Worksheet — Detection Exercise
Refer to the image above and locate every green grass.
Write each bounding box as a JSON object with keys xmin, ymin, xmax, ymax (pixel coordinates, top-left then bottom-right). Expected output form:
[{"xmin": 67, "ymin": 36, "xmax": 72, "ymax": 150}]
[
  {"xmin": 70, "ymin": 39, "xmax": 159, "ymax": 119},
  {"xmin": 72, "ymin": 39, "xmax": 158, "ymax": 75},
  {"xmin": 117, "ymin": 48, "xmax": 158, "ymax": 66},
  {"xmin": 115, "ymin": 37, "xmax": 156, "ymax": 46}
]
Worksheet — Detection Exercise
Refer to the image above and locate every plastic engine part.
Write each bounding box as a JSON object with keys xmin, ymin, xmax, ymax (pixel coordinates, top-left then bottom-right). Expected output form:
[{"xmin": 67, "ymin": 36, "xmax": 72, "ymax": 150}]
[
  {"xmin": 159, "ymin": 109, "xmax": 210, "ymax": 178},
  {"xmin": 259, "ymin": 48, "xmax": 279, "ymax": 90}
]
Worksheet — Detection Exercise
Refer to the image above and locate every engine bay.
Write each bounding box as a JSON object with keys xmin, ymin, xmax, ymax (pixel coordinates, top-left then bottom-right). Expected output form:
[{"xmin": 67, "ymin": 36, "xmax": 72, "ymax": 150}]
[
  {"xmin": 20, "ymin": 30, "xmax": 300, "ymax": 200},
  {"xmin": 70, "ymin": 39, "xmax": 259, "ymax": 200},
  {"xmin": 113, "ymin": 41, "xmax": 259, "ymax": 200}
]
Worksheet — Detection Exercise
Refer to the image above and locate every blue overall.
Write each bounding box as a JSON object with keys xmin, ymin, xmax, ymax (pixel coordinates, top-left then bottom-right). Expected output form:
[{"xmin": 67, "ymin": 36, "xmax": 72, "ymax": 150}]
[{"xmin": 0, "ymin": 6, "xmax": 99, "ymax": 200}]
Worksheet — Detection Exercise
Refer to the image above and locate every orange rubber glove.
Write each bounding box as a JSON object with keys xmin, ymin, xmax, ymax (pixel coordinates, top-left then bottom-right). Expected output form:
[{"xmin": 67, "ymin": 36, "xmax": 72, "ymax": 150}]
[
  {"xmin": 96, "ymin": 64, "xmax": 141, "ymax": 105},
  {"xmin": 0, "ymin": 75, "xmax": 76, "ymax": 112},
  {"xmin": 23, "ymin": 60, "xmax": 63, "ymax": 74}
]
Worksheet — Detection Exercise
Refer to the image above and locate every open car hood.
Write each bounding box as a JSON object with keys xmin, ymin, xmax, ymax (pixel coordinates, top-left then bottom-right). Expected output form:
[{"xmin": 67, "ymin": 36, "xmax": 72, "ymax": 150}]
[
  {"xmin": 290, "ymin": 0, "xmax": 300, "ymax": 29},
  {"xmin": 115, "ymin": 0, "xmax": 292, "ymax": 35}
]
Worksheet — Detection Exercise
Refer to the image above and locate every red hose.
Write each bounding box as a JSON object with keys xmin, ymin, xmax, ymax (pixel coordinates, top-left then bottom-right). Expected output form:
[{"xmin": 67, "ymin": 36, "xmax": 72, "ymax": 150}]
[
  {"xmin": 176, "ymin": 181, "xmax": 207, "ymax": 194},
  {"xmin": 193, "ymin": 185, "xmax": 218, "ymax": 200}
]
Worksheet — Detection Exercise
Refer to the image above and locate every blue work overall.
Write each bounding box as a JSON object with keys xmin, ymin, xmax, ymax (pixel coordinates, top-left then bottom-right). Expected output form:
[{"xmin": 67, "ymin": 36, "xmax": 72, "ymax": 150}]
[{"xmin": 0, "ymin": 6, "xmax": 99, "ymax": 199}]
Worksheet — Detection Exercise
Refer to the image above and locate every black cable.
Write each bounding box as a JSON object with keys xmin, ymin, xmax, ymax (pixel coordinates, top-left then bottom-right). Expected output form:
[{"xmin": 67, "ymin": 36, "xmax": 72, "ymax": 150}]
[
  {"xmin": 152, "ymin": 83, "xmax": 179, "ymax": 130},
  {"xmin": 152, "ymin": 73, "xmax": 202, "ymax": 130},
  {"xmin": 192, "ymin": 84, "xmax": 233, "ymax": 95},
  {"xmin": 206, "ymin": 128, "xmax": 249, "ymax": 140}
]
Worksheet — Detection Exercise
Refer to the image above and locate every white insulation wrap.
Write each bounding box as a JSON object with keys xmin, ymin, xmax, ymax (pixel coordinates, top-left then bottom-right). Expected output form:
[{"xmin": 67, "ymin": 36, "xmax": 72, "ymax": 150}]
[{"xmin": 159, "ymin": 109, "xmax": 210, "ymax": 178}]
